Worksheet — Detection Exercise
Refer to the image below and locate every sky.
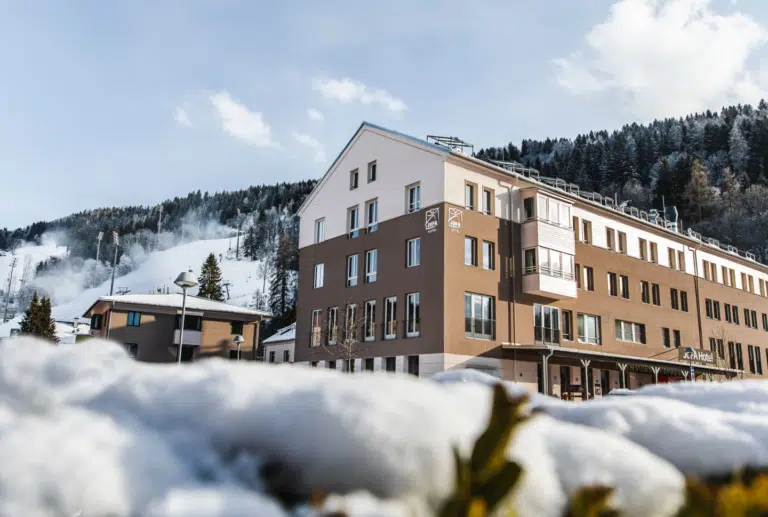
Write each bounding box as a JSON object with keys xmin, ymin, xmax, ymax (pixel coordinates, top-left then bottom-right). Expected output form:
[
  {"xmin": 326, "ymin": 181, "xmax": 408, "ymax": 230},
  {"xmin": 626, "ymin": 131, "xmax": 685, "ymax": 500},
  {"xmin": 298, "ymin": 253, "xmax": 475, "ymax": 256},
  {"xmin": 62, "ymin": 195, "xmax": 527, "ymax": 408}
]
[{"xmin": 2, "ymin": 0, "xmax": 767, "ymax": 229}]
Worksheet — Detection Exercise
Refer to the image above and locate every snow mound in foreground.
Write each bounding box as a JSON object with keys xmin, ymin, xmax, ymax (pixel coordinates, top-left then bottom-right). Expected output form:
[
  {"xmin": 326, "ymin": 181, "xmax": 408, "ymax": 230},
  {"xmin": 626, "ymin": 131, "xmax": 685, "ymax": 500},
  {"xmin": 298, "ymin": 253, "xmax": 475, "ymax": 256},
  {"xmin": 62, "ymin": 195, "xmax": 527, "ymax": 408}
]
[{"xmin": 6, "ymin": 339, "xmax": 768, "ymax": 516}]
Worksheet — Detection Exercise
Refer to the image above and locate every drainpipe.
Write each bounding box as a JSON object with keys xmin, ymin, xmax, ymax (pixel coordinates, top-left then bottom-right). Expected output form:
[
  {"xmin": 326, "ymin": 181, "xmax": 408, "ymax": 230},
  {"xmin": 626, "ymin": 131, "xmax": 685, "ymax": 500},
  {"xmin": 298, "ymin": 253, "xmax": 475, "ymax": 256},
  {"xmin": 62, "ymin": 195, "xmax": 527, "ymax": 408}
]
[
  {"xmin": 689, "ymin": 244, "xmax": 704, "ymax": 351},
  {"xmin": 542, "ymin": 347, "xmax": 554, "ymax": 396},
  {"xmin": 499, "ymin": 179, "xmax": 518, "ymax": 347}
]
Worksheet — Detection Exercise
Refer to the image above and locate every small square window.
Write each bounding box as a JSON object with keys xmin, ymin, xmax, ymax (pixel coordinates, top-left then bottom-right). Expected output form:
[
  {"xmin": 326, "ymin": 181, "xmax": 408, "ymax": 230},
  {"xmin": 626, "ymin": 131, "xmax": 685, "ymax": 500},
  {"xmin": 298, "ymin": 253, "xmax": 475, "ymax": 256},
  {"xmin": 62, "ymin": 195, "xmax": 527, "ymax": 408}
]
[
  {"xmin": 127, "ymin": 312, "xmax": 141, "ymax": 327},
  {"xmin": 230, "ymin": 321, "xmax": 244, "ymax": 335}
]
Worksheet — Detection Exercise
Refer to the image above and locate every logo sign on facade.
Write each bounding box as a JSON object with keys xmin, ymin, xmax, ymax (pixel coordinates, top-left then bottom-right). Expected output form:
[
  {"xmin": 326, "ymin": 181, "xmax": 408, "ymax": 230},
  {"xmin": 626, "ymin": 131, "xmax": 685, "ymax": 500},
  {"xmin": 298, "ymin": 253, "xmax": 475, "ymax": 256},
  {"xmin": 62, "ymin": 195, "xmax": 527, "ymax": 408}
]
[
  {"xmin": 448, "ymin": 208, "xmax": 462, "ymax": 231},
  {"xmin": 425, "ymin": 208, "xmax": 439, "ymax": 232},
  {"xmin": 679, "ymin": 347, "xmax": 714, "ymax": 364}
]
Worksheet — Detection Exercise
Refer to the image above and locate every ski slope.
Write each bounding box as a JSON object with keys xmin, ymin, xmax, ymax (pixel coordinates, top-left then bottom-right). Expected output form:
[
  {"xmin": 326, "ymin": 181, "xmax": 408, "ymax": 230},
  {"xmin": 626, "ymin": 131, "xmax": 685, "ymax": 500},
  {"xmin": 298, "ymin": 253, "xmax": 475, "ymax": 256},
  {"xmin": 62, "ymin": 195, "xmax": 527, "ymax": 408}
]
[
  {"xmin": 0, "ymin": 243, "xmax": 69, "ymax": 294},
  {"xmin": 0, "ymin": 238, "xmax": 267, "ymax": 337}
]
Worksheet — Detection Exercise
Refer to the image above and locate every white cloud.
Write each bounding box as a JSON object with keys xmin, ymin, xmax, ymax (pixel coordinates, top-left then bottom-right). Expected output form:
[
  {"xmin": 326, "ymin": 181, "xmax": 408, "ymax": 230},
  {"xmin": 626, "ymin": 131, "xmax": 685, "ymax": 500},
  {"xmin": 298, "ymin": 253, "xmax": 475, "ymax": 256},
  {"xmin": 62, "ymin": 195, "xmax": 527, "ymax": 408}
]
[
  {"xmin": 292, "ymin": 132, "xmax": 327, "ymax": 163},
  {"xmin": 209, "ymin": 91, "xmax": 278, "ymax": 147},
  {"xmin": 174, "ymin": 106, "xmax": 192, "ymax": 127},
  {"xmin": 553, "ymin": 0, "xmax": 768, "ymax": 119},
  {"xmin": 307, "ymin": 108, "xmax": 324, "ymax": 122},
  {"xmin": 312, "ymin": 78, "xmax": 407, "ymax": 113}
]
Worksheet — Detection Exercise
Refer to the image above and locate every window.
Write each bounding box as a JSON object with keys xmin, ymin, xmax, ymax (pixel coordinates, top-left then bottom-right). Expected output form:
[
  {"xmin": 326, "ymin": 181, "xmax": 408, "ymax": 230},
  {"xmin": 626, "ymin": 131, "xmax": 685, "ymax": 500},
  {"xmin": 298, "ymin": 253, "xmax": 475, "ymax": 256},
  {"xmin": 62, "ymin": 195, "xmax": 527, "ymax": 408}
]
[
  {"xmin": 651, "ymin": 283, "xmax": 660, "ymax": 306},
  {"xmin": 482, "ymin": 241, "xmax": 495, "ymax": 270},
  {"xmin": 717, "ymin": 339, "xmax": 725, "ymax": 360},
  {"xmin": 385, "ymin": 357, "xmax": 396, "ymax": 372},
  {"xmin": 365, "ymin": 249, "xmax": 377, "ymax": 283},
  {"xmin": 124, "ymin": 343, "xmax": 138, "ymax": 358},
  {"xmin": 616, "ymin": 320, "xmax": 646, "ymax": 344},
  {"xmin": 310, "ymin": 309, "xmax": 322, "ymax": 347},
  {"xmin": 406, "ymin": 183, "xmax": 421, "ymax": 213},
  {"xmin": 677, "ymin": 251, "xmax": 685, "ymax": 271},
  {"xmin": 346, "ymin": 254, "xmax": 359, "ymax": 287},
  {"xmin": 757, "ymin": 347, "xmax": 764, "ymax": 374},
  {"xmin": 465, "ymin": 293, "xmax": 495, "ymax": 340},
  {"xmin": 730, "ymin": 269, "xmax": 737, "ymax": 288},
  {"xmin": 482, "ymin": 188, "xmax": 493, "ymax": 215},
  {"xmin": 575, "ymin": 264, "xmax": 582, "ymax": 289},
  {"xmin": 269, "ymin": 351, "xmax": 275, "ymax": 363},
  {"xmin": 763, "ymin": 313, "xmax": 768, "ymax": 331},
  {"xmin": 749, "ymin": 275, "xmax": 755, "ymax": 293},
  {"xmin": 384, "ymin": 297, "xmax": 397, "ymax": 340},
  {"xmin": 725, "ymin": 303, "xmax": 732, "ymax": 323},
  {"xmin": 608, "ymin": 272, "xmax": 618, "ymax": 297},
  {"xmin": 327, "ymin": 360, "xmax": 336, "ymax": 369},
  {"xmin": 345, "ymin": 304, "xmax": 358, "ymax": 341},
  {"xmin": 705, "ymin": 299, "xmax": 713, "ymax": 319},
  {"xmin": 639, "ymin": 238, "xmax": 647, "ymax": 261},
  {"xmin": 524, "ymin": 248, "xmax": 536, "ymax": 274},
  {"xmin": 703, "ymin": 260, "xmax": 710, "ymax": 280},
  {"xmin": 582, "ymin": 220, "xmax": 592, "ymax": 244},
  {"xmin": 584, "ymin": 266, "xmax": 595, "ymax": 291},
  {"xmin": 650, "ymin": 242, "xmax": 658, "ymax": 264},
  {"xmin": 407, "ymin": 356, "xmax": 419, "ymax": 376},
  {"xmin": 347, "ymin": 206, "xmax": 360, "ymax": 238},
  {"xmin": 752, "ymin": 310, "xmax": 758, "ymax": 329},
  {"xmin": 366, "ymin": 199, "xmax": 378, "ymax": 232},
  {"xmin": 230, "ymin": 321, "xmax": 243, "ymax": 335},
  {"xmin": 573, "ymin": 216, "xmax": 580, "ymax": 240},
  {"xmin": 90, "ymin": 314, "xmax": 102, "ymax": 330},
  {"xmin": 681, "ymin": 291, "xmax": 689, "ymax": 312},
  {"xmin": 711, "ymin": 262, "xmax": 718, "ymax": 283},
  {"xmin": 343, "ymin": 359, "xmax": 355, "ymax": 373},
  {"xmin": 745, "ymin": 308, "xmax": 751, "ymax": 328},
  {"xmin": 364, "ymin": 300, "xmax": 376, "ymax": 342},
  {"xmin": 728, "ymin": 342, "xmax": 736, "ymax": 369},
  {"xmin": 523, "ymin": 198, "xmax": 534, "ymax": 220},
  {"xmin": 350, "ymin": 168, "xmax": 359, "ymax": 190},
  {"xmin": 464, "ymin": 237, "xmax": 478, "ymax": 266},
  {"xmin": 367, "ymin": 160, "xmax": 377, "ymax": 182},
  {"xmin": 529, "ymin": 247, "xmax": 574, "ymax": 279},
  {"xmin": 313, "ymin": 263, "xmax": 324, "ymax": 288},
  {"xmin": 464, "ymin": 183, "xmax": 475, "ymax": 210},
  {"xmin": 311, "ymin": 361, "xmax": 318, "ymax": 368},
  {"xmin": 534, "ymin": 304, "xmax": 560, "ymax": 345},
  {"xmin": 668, "ymin": 249, "xmax": 676, "ymax": 269},
  {"xmin": 577, "ymin": 313, "xmax": 601, "ymax": 345},
  {"xmin": 723, "ymin": 266, "xmax": 730, "ymax": 286},
  {"xmin": 641, "ymin": 281, "xmax": 650, "ymax": 304},
  {"xmin": 314, "ymin": 218, "xmax": 325, "ymax": 243},
  {"xmin": 283, "ymin": 350, "xmax": 290, "ymax": 363},
  {"xmin": 713, "ymin": 301, "xmax": 721, "ymax": 320},
  {"xmin": 620, "ymin": 275, "xmax": 630, "ymax": 299},
  {"xmin": 364, "ymin": 358, "xmax": 374, "ymax": 371},
  {"xmin": 663, "ymin": 328, "xmax": 671, "ymax": 348},
  {"xmin": 618, "ymin": 232, "xmax": 627, "ymax": 254},
  {"xmin": 407, "ymin": 238, "xmax": 420, "ymax": 267},
  {"xmin": 606, "ymin": 228, "xmax": 615, "ymax": 251},
  {"xmin": 761, "ymin": 279, "xmax": 767, "ymax": 297},
  {"xmin": 733, "ymin": 306, "xmax": 740, "ymax": 325},
  {"xmin": 175, "ymin": 315, "xmax": 202, "ymax": 330},
  {"xmin": 736, "ymin": 343, "xmax": 744, "ymax": 370},
  {"xmin": 406, "ymin": 293, "xmax": 420, "ymax": 337},
  {"xmin": 741, "ymin": 272, "xmax": 748, "ymax": 291},
  {"xmin": 562, "ymin": 310, "xmax": 573, "ymax": 341},
  {"xmin": 673, "ymin": 329, "xmax": 681, "ymax": 348},
  {"xmin": 748, "ymin": 345, "xmax": 755, "ymax": 373},
  {"xmin": 127, "ymin": 311, "xmax": 141, "ymax": 327},
  {"xmin": 327, "ymin": 307, "xmax": 338, "ymax": 344},
  {"xmin": 671, "ymin": 288, "xmax": 679, "ymax": 310}
]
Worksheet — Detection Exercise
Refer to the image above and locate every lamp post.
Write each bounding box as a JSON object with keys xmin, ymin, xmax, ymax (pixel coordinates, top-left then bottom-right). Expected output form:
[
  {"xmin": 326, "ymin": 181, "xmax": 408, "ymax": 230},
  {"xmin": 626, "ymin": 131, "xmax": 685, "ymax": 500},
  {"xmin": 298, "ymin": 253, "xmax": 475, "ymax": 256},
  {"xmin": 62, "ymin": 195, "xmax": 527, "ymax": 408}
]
[
  {"xmin": 109, "ymin": 232, "xmax": 119, "ymax": 296},
  {"xmin": 174, "ymin": 270, "xmax": 198, "ymax": 365},
  {"xmin": 233, "ymin": 334, "xmax": 244, "ymax": 361}
]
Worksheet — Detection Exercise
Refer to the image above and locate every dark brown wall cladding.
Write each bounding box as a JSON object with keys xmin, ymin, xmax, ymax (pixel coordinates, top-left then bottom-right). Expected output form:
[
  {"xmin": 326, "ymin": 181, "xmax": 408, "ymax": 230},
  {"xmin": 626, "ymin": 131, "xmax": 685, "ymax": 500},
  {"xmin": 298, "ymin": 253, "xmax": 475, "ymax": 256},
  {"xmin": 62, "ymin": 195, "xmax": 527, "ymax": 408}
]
[{"xmin": 294, "ymin": 204, "xmax": 445, "ymax": 363}]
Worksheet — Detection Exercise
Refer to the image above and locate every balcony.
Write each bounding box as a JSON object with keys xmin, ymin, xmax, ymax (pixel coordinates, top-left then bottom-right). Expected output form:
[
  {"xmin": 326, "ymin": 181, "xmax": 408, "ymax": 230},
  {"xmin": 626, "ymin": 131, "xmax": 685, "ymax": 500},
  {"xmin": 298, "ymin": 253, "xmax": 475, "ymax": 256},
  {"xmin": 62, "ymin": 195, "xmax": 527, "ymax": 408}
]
[
  {"xmin": 173, "ymin": 329, "xmax": 202, "ymax": 346},
  {"xmin": 521, "ymin": 218, "xmax": 575, "ymax": 254},
  {"xmin": 523, "ymin": 265, "xmax": 577, "ymax": 299}
]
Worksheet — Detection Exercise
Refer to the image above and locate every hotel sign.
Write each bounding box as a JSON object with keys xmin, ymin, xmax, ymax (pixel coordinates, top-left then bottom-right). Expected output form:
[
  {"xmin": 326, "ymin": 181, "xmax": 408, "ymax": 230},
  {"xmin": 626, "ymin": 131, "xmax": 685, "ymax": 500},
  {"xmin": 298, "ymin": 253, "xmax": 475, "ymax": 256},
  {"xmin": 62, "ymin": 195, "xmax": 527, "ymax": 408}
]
[
  {"xmin": 448, "ymin": 208, "xmax": 462, "ymax": 231},
  {"xmin": 679, "ymin": 347, "xmax": 715, "ymax": 365},
  {"xmin": 425, "ymin": 208, "xmax": 439, "ymax": 232}
]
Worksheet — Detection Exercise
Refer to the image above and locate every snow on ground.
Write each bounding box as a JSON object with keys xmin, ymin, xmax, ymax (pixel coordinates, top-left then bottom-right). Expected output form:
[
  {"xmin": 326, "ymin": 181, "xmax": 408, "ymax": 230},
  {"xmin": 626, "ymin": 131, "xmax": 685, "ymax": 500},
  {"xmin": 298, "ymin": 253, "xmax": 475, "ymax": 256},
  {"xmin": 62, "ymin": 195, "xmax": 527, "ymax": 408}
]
[
  {"xmin": 17, "ymin": 339, "xmax": 768, "ymax": 517},
  {"xmin": 0, "ymin": 242, "xmax": 68, "ymax": 293}
]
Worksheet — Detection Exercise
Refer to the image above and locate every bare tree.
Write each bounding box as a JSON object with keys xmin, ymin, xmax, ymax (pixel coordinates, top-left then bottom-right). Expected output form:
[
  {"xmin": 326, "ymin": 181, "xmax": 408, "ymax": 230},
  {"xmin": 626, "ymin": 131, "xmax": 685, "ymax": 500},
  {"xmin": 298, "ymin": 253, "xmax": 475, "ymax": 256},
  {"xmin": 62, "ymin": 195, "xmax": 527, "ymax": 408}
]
[
  {"xmin": 257, "ymin": 258, "xmax": 275, "ymax": 293},
  {"xmin": 317, "ymin": 299, "xmax": 371, "ymax": 372},
  {"xmin": 709, "ymin": 324, "xmax": 736, "ymax": 380}
]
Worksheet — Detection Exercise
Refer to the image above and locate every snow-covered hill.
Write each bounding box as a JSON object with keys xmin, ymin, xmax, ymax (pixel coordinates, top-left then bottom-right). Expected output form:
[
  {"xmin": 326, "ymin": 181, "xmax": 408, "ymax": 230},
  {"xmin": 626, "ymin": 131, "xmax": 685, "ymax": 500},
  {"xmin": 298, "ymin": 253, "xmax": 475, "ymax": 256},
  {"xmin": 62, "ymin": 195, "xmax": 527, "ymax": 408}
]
[
  {"xmin": 0, "ymin": 238, "xmax": 267, "ymax": 337},
  {"xmin": 0, "ymin": 242, "xmax": 69, "ymax": 294}
]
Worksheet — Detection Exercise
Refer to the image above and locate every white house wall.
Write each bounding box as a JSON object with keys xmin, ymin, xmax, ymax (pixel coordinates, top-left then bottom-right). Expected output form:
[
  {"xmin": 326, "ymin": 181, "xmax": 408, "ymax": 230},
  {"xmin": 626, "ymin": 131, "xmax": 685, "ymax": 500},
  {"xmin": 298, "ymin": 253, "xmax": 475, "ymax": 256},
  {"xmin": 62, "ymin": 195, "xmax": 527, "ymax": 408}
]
[
  {"xmin": 299, "ymin": 127, "xmax": 446, "ymax": 249},
  {"xmin": 444, "ymin": 161, "xmax": 514, "ymax": 220},
  {"xmin": 265, "ymin": 341, "xmax": 295, "ymax": 363}
]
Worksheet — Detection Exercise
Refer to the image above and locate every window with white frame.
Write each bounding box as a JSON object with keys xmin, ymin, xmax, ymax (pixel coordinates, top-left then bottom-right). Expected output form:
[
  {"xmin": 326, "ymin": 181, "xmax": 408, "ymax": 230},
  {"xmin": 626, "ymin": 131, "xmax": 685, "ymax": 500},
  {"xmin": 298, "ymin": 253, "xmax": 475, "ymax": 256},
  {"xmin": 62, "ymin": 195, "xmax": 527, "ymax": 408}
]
[
  {"xmin": 524, "ymin": 248, "xmax": 536, "ymax": 274},
  {"xmin": 465, "ymin": 184, "xmax": 475, "ymax": 210},
  {"xmin": 406, "ymin": 293, "xmax": 420, "ymax": 337},
  {"xmin": 578, "ymin": 313, "xmax": 601, "ymax": 344},
  {"xmin": 482, "ymin": 189, "xmax": 492, "ymax": 215},
  {"xmin": 523, "ymin": 198, "xmax": 534, "ymax": 220},
  {"xmin": 346, "ymin": 304, "xmax": 358, "ymax": 340},
  {"xmin": 346, "ymin": 254, "xmax": 358, "ymax": 287},
  {"xmin": 384, "ymin": 296, "xmax": 397, "ymax": 339},
  {"xmin": 407, "ymin": 238, "xmax": 420, "ymax": 267},
  {"xmin": 465, "ymin": 293, "xmax": 495, "ymax": 340},
  {"xmin": 327, "ymin": 307, "xmax": 338, "ymax": 344},
  {"xmin": 615, "ymin": 320, "xmax": 646, "ymax": 344},
  {"xmin": 534, "ymin": 304, "xmax": 560, "ymax": 345},
  {"xmin": 406, "ymin": 183, "xmax": 421, "ymax": 213},
  {"xmin": 365, "ymin": 249, "xmax": 377, "ymax": 283},
  {"xmin": 347, "ymin": 206, "xmax": 360, "ymax": 238},
  {"xmin": 367, "ymin": 160, "xmax": 377, "ymax": 182},
  {"xmin": 314, "ymin": 218, "xmax": 325, "ymax": 243},
  {"xmin": 364, "ymin": 300, "xmax": 376, "ymax": 342},
  {"xmin": 482, "ymin": 241, "xmax": 495, "ymax": 270},
  {"xmin": 310, "ymin": 309, "xmax": 322, "ymax": 347},
  {"xmin": 313, "ymin": 263, "xmax": 324, "ymax": 288},
  {"xmin": 465, "ymin": 237, "xmax": 478, "ymax": 266},
  {"xmin": 350, "ymin": 169, "xmax": 359, "ymax": 190},
  {"xmin": 531, "ymin": 195, "xmax": 570, "ymax": 228},
  {"xmin": 366, "ymin": 199, "xmax": 378, "ymax": 232},
  {"xmin": 526, "ymin": 247, "xmax": 574, "ymax": 279}
]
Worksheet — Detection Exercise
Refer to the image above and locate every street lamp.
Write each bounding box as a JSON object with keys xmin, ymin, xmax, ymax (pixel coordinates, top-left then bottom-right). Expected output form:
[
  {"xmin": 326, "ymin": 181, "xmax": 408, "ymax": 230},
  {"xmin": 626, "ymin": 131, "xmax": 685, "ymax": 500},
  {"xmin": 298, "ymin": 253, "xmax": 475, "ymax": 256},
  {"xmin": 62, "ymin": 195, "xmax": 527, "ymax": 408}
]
[
  {"xmin": 233, "ymin": 334, "xmax": 244, "ymax": 361},
  {"xmin": 174, "ymin": 270, "xmax": 198, "ymax": 365}
]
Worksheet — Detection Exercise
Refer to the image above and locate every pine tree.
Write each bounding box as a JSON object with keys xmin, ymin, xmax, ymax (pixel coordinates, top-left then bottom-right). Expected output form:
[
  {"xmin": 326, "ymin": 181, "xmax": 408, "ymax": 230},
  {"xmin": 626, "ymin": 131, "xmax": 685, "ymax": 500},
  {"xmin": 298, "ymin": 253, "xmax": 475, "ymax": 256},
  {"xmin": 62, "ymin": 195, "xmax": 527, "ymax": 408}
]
[
  {"xmin": 19, "ymin": 292, "xmax": 58, "ymax": 342},
  {"xmin": 40, "ymin": 296, "xmax": 59, "ymax": 343},
  {"xmin": 197, "ymin": 253, "xmax": 224, "ymax": 301},
  {"xmin": 19, "ymin": 292, "xmax": 41, "ymax": 336},
  {"xmin": 684, "ymin": 159, "xmax": 716, "ymax": 222},
  {"xmin": 268, "ymin": 235, "xmax": 298, "ymax": 328}
]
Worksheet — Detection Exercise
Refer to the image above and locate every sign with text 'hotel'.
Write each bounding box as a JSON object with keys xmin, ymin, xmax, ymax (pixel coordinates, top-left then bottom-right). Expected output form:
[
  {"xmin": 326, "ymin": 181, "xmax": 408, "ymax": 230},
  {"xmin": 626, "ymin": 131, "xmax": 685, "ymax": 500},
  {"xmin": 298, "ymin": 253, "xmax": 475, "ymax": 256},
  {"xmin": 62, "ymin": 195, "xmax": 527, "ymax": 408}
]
[
  {"xmin": 425, "ymin": 208, "xmax": 439, "ymax": 233},
  {"xmin": 678, "ymin": 347, "xmax": 715, "ymax": 365},
  {"xmin": 448, "ymin": 208, "xmax": 462, "ymax": 231}
]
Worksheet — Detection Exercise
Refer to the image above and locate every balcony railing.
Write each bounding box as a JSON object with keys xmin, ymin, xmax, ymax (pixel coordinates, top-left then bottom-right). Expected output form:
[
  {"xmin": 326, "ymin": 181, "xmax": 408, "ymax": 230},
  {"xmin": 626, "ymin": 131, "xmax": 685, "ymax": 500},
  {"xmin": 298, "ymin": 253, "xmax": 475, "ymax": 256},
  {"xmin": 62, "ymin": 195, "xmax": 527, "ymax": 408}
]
[{"xmin": 524, "ymin": 265, "xmax": 575, "ymax": 281}]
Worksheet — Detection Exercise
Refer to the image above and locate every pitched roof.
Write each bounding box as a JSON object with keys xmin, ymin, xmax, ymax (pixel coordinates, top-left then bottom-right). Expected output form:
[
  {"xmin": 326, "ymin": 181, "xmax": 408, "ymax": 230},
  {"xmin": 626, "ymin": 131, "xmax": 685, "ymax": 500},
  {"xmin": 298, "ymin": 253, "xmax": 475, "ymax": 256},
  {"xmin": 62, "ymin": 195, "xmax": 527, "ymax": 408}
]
[
  {"xmin": 83, "ymin": 293, "xmax": 271, "ymax": 318},
  {"xmin": 263, "ymin": 322, "xmax": 296, "ymax": 344}
]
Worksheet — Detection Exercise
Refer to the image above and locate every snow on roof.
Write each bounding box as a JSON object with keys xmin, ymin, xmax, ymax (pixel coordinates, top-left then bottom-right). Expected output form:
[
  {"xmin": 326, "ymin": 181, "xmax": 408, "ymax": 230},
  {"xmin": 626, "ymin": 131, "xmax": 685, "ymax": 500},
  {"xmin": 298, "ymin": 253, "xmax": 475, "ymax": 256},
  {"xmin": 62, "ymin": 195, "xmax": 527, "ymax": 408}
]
[
  {"xmin": 86, "ymin": 293, "xmax": 271, "ymax": 318},
  {"xmin": 262, "ymin": 322, "xmax": 296, "ymax": 344}
]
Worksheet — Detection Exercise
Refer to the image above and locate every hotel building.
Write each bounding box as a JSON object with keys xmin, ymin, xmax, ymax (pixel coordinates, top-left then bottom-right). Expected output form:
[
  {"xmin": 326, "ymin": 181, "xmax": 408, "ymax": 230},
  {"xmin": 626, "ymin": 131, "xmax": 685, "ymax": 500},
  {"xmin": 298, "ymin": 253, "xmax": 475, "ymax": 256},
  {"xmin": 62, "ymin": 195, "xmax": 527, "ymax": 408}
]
[{"xmin": 294, "ymin": 122, "xmax": 768, "ymax": 396}]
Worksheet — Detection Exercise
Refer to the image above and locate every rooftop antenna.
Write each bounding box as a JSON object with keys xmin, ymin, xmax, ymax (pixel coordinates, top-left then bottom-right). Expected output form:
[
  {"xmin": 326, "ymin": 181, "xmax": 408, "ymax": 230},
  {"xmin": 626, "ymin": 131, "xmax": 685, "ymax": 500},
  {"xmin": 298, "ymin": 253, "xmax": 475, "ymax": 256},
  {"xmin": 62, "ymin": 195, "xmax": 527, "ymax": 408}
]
[{"xmin": 426, "ymin": 135, "xmax": 474, "ymax": 155}]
